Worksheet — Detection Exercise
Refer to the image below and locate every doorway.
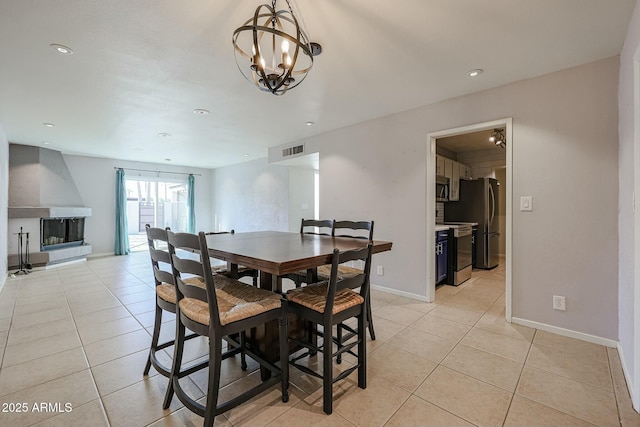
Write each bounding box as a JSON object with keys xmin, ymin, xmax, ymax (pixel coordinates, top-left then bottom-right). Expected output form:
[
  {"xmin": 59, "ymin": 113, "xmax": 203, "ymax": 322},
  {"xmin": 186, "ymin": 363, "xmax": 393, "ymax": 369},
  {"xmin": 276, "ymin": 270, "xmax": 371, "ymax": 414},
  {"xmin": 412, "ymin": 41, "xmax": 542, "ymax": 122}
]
[
  {"xmin": 125, "ymin": 177, "xmax": 189, "ymax": 251},
  {"xmin": 274, "ymin": 152, "xmax": 319, "ymax": 231},
  {"xmin": 426, "ymin": 118, "xmax": 513, "ymax": 321}
]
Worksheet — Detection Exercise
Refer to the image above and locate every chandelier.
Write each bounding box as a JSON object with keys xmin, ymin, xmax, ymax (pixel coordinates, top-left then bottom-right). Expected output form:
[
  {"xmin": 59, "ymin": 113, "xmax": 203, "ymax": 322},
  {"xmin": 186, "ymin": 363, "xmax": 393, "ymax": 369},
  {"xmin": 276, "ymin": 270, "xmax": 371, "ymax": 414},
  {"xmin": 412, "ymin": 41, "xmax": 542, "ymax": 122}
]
[
  {"xmin": 489, "ymin": 128, "xmax": 506, "ymax": 149},
  {"xmin": 232, "ymin": 0, "xmax": 321, "ymax": 95}
]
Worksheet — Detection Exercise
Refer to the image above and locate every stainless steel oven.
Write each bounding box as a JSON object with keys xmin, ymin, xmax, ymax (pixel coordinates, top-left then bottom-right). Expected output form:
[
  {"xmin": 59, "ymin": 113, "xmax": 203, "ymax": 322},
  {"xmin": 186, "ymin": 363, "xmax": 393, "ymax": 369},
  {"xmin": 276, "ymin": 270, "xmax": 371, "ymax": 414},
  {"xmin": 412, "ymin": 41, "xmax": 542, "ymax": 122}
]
[{"xmin": 448, "ymin": 225, "xmax": 472, "ymax": 286}]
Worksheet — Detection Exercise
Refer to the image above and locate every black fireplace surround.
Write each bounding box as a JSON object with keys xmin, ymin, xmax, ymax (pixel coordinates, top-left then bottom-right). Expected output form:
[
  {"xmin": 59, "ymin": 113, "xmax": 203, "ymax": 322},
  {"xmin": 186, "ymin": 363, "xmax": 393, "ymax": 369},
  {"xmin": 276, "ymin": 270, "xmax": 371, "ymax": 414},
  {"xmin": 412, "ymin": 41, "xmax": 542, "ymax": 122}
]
[{"xmin": 41, "ymin": 217, "xmax": 85, "ymax": 251}]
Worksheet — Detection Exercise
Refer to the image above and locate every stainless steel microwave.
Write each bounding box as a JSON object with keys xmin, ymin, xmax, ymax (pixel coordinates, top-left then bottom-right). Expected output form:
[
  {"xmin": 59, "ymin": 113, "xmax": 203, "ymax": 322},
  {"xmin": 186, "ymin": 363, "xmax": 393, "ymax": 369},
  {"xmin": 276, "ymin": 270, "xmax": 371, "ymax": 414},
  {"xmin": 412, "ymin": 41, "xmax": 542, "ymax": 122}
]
[{"xmin": 436, "ymin": 175, "xmax": 449, "ymax": 202}]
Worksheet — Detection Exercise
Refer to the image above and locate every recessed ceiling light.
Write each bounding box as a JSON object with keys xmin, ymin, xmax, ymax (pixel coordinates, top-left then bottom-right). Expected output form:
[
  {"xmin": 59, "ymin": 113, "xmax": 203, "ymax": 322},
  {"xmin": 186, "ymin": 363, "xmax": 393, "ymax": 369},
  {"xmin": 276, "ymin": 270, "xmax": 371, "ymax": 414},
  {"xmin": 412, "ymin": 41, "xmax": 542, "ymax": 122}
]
[
  {"xmin": 43, "ymin": 122, "xmax": 55, "ymax": 128},
  {"xmin": 157, "ymin": 132, "xmax": 172, "ymax": 138},
  {"xmin": 42, "ymin": 141, "xmax": 50, "ymax": 145},
  {"xmin": 305, "ymin": 121, "xmax": 314, "ymax": 126},
  {"xmin": 467, "ymin": 69, "xmax": 483, "ymax": 77},
  {"xmin": 50, "ymin": 44, "xmax": 74, "ymax": 55},
  {"xmin": 193, "ymin": 109, "xmax": 210, "ymax": 116},
  {"xmin": 243, "ymin": 153, "xmax": 250, "ymax": 157}
]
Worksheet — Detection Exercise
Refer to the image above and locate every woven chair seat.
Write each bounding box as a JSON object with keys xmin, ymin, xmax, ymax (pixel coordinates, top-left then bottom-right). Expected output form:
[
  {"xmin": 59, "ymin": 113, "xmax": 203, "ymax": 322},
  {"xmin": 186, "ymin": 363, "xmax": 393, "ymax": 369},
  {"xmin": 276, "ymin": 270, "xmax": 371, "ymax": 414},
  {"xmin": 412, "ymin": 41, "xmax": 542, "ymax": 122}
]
[
  {"xmin": 156, "ymin": 277, "xmax": 205, "ymax": 304},
  {"xmin": 316, "ymin": 264, "xmax": 363, "ymax": 280},
  {"xmin": 287, "ymin": 282, "xmax": 364, "ymax": 314},
  {"xmin": 179, "ymin": 281, "xmax": 281, "ymax": 326},
  {"xmin": 211, "ymin": 264, "xmax": 254, "ymax": 275}
]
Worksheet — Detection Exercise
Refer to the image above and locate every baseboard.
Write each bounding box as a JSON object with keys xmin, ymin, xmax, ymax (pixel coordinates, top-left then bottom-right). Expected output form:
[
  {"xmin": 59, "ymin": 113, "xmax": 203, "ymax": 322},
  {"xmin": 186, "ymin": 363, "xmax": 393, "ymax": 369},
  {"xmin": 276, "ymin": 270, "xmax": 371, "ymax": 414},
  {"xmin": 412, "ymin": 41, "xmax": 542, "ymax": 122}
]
[
  {"xmin": 511, "ymin": 317, "xmax": 618, "ymax": 348},
  {"xmin": 617, "ymin": 343, "xmax": 640, "ymax": 412},
  {"xmin": 369, "ymin": 284, "xmax": 429, "ymax": 302},
  {"xmin": 0, "ymin": 269, "xmax": 6, "ymax": 294}
]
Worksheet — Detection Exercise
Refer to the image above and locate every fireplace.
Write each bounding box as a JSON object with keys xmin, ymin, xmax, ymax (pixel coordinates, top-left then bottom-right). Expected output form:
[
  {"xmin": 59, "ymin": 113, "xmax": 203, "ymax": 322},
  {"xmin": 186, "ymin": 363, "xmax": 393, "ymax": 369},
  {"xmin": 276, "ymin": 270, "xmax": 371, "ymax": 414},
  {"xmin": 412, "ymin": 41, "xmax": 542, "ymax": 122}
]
[{"xmin": 41, "ymin": 217, "xmax": 86, "ymax": 251}]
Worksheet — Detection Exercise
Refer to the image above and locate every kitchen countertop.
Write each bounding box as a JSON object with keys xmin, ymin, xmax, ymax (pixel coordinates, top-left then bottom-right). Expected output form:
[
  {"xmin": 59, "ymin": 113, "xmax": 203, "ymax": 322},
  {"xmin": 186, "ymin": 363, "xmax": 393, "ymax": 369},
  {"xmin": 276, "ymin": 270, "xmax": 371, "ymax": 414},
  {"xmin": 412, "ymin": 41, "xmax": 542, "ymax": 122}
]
[{"xmin": 435, "ymin": 222, "xmax": 478, "ymax": 231}]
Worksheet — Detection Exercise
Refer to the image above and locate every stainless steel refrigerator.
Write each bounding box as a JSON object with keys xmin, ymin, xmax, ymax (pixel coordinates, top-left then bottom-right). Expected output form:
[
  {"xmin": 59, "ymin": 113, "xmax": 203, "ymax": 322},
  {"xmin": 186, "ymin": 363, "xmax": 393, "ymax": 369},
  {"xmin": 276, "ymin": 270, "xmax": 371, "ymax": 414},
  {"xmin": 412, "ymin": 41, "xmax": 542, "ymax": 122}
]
[{"xmin": 445, "ymin": 177, "xmax": 500, "ymax": 269}]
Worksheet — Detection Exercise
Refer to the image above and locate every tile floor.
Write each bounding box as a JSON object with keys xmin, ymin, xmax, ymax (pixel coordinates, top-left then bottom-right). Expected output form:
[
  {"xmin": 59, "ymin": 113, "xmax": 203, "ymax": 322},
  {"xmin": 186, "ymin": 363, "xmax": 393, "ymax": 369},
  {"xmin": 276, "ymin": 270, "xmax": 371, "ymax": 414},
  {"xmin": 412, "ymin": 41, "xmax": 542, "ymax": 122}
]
[{"xmin": 0, "ymin": 253, "xmax": 638, "ymax": 426}]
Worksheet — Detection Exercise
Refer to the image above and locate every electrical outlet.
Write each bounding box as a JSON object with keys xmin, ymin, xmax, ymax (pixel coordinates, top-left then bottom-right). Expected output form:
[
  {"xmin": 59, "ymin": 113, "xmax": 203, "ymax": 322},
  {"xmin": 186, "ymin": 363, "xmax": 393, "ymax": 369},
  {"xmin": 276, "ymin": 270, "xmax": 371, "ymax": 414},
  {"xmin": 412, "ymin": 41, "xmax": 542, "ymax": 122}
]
[
  {"xmin": 553, "ymin": 295, "xmax": 566, "ymax": 311},
  {"xmin": 376, "ymin": 266, "xmax": 384, "ymax": 276}
]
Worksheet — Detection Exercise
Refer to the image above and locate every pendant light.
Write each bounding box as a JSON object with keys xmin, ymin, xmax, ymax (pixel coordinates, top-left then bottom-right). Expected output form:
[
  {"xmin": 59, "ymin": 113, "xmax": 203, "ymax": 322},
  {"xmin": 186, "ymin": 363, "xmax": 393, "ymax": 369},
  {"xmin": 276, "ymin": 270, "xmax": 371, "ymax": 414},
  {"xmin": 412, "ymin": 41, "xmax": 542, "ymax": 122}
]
[{"xmin": 232, "ymin": 0, "xmax": 321, "ymax": 95}]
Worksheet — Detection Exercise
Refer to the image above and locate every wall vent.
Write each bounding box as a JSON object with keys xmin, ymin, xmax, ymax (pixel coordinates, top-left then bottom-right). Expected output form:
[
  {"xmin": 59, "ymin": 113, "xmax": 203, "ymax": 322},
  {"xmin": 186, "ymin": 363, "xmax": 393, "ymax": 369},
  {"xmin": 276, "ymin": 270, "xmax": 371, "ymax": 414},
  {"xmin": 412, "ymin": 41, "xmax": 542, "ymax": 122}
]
[{"xmin": 282, "ymin": 144, "xmax": 305, "ymax": 157}]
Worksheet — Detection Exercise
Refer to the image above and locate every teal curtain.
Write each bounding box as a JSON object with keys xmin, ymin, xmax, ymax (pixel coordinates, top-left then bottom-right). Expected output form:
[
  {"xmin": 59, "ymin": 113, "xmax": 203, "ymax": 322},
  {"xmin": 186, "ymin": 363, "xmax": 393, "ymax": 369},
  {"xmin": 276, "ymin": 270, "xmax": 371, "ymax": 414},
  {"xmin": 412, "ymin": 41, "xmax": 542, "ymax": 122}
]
[
  {"xmin": 187, "ymin": 174, "xmax": 196, "ymax": 233},
  {"xmin": 115, "ymin": 169, "xmax": 130, "ymax": 255}
]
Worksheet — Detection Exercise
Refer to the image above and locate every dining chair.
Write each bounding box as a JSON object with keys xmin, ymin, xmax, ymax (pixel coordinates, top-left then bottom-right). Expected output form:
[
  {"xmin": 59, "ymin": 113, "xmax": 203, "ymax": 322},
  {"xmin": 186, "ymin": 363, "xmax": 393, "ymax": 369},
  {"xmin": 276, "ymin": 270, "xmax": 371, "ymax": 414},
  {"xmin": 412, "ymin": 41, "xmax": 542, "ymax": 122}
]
[
  {"xmin": 284, "ymin": 243, "xmax": 373, "ymax": 415},
  {"xmin": 317, "ymin": 220, "xmax": 375, "ymax": 279},
  {"xmin": 163, "ymin": 230, "xmax": 289, "ymax": 427},
  {"xmin": 205, "ymin": 230, "xmax": 259, "ymax": 286},
  {"xmin": 324, "ymin": 220, "xmax": 376, "ymax": 342},
  {"xmin": 299, "ymin": 220, "xmax": 377, "ymax": 341},
  {"xmin": 143, "ymin": 225, "xmax": 207, "ymax": 378},
  {"xmin": 285, "ymin": 218, "xmax": 334, "ymax": 287}
]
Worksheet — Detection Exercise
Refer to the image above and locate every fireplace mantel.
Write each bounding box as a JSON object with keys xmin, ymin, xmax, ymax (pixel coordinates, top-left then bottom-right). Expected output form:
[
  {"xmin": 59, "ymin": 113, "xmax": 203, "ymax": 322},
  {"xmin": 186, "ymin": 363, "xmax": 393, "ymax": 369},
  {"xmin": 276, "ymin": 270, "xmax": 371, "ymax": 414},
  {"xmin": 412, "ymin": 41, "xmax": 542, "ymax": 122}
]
[{"xmin": 8, "ymin": 206, "xmax": 92, "ymax": 219}]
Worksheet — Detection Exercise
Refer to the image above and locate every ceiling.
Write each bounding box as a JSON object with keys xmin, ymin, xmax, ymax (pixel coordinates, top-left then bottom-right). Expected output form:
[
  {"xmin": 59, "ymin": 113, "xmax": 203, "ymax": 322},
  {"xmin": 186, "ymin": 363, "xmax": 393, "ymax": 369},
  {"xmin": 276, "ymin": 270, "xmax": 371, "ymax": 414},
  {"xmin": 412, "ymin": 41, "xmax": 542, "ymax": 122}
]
[
  {"xmin": 0, "ymin": 1, "xmax": 635, "ymax": 169},
  {"xmin": 437, "ymin": 129, "xmax": 503, "ymax": 153}
]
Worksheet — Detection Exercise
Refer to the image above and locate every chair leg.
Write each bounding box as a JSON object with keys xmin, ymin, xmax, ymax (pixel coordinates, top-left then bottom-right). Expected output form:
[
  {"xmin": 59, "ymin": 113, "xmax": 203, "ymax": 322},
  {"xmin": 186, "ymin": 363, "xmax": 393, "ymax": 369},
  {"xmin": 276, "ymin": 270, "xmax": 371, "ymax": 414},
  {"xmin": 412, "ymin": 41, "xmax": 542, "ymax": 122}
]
[
  {"xmin": 357, "ymin": 312, "xmax": 367, "ymax": 390},
  {"xmin": 322, "ymin": 321, "xmax": 333, "ymax": 415},
  {"xmin": 336, "ymin": 324, "xmax": 343, "ymax": 364},
  {"xmin": 144, "ymin": 303, "xmax": 163, "ymax": 375},
  {"xmin": 366, "ymin": 294, "xmax": 376, "ymax": 341},
  {"xmin": 308, "ymin": 321, "xmax": 318, "ymax": 356},
  {"xmin": 163, "ymin": 317, "xmax": 185, "ymax": 409},
  {"xmin": 240, "ymin": 331, "xmax": 247, "ymax": 371},
  {"xmin": 204, "ymin": 336, "xmax": 223, "ymax": 427},
  {"xmin": 279, "ymin": 313, "xmax": 289, "ymax": 402}
]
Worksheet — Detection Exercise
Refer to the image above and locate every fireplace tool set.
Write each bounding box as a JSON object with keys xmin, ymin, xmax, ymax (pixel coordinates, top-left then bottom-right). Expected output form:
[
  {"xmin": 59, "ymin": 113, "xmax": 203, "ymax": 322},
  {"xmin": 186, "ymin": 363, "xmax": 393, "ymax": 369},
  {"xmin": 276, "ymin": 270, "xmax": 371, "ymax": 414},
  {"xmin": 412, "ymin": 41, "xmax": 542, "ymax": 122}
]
[{"xmin": 14, "ymin": 227, "xmax": 32, "ymax": 275}]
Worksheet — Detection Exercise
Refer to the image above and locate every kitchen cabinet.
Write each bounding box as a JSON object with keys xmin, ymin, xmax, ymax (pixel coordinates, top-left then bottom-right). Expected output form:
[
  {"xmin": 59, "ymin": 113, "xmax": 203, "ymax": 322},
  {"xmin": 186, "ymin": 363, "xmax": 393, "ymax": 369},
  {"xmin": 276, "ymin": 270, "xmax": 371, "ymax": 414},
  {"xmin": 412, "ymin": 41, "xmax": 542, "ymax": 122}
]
[
  {"xmin": 443, "ymin": 157, "xmax": 453, "ymax": 179},
  {"xmin": 436, "ymin": 230, "xmax": 449, "ymax": 284},
  {"xmin": 461, "ymin": 164, "xmax": 472, "ymax": 179},
  {"xmin": 450, "ymin": 162, "xmax": 460, "ymax": 201},
  {"xmin": 436, "ymin": 155, "xmax": 470, "ymax": 202},
  {"xmin": 436, "ymin": 156, "xmax": 445, "ymax": 176}
]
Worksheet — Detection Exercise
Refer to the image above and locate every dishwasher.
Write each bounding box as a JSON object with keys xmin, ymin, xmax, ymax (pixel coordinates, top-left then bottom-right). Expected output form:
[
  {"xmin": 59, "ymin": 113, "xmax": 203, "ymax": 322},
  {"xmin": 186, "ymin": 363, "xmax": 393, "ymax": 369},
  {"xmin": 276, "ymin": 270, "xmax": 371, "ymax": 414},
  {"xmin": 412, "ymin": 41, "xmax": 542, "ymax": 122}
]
[{"xmin": 447, "ymin": 225, "xmax": 472, "ymax": 286}]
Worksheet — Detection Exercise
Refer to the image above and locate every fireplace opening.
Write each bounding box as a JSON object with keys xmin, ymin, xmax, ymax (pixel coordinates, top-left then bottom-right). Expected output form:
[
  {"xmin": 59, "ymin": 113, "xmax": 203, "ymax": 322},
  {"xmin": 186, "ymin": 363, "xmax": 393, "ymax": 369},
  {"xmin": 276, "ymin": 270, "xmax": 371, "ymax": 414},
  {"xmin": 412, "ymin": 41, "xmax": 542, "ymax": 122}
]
[{"xmin": 41, "ymin": 217, "xmax": 86, "ymax": 251}]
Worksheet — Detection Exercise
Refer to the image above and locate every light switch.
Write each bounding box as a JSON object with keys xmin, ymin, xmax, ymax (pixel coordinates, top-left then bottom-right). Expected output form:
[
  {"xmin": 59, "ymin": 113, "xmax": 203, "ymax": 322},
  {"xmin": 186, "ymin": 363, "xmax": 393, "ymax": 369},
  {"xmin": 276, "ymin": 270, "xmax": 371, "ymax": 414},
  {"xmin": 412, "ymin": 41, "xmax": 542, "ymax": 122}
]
[{"xmin": 520, "ymin": 196, "xmax": 533, "ymax": 212}]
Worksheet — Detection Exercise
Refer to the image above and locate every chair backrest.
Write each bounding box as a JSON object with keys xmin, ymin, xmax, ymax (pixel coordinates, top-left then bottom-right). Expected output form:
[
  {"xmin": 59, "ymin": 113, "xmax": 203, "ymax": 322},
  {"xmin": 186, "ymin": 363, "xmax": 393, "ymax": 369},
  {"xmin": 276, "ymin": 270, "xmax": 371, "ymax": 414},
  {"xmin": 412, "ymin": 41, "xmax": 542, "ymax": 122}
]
[
  {"xmin": 145, "ymin": 224, "xmax": 174, "ymax": 288},
  {"xmin": 300, "ymin": 219, "xmax": 334, "ymax": 236},
  {"xmin": 325, "ymin": 243, "xmax": 373, "ymax": 318},
  {"xmin": 166, "ymin": 230, "xmax": 220, "ymax": 328},
  {"xmin": 332, "ymin": 220, "xmax": 374, "ymax": 241}
]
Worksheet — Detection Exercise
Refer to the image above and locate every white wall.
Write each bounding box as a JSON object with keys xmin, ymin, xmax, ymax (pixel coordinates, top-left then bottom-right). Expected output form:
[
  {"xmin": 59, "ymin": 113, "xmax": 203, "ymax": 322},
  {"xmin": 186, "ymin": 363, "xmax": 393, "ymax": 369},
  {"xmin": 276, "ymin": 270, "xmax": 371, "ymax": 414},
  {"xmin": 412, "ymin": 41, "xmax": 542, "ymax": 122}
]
[
  {"xmin": 296, "ymin": 57, "xmax": 620, "ymax": 341},
  {"xmin": 210, "ymin": 158, "xmax": 289, "ymax": 233},
  {"xmin": 63, "ymin": 155, "xmax": 212, "ymax": 256},
  {"xmin": 619, "ymin": 0, "xmax": 640, "ymax": 411},
  {"xmin": 0, "ymin": 125, "xmax": 8, "ymax": 292}
]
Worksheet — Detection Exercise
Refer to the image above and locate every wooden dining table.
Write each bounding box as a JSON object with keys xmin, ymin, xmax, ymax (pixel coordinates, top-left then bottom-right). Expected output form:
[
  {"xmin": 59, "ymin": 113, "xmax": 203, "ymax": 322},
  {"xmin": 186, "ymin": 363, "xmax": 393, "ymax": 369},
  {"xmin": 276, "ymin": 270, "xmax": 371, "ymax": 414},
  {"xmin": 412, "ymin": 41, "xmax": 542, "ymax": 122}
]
[{"xmin": 204, "ymin": 230, "xmax": 393, "ymax": 378}]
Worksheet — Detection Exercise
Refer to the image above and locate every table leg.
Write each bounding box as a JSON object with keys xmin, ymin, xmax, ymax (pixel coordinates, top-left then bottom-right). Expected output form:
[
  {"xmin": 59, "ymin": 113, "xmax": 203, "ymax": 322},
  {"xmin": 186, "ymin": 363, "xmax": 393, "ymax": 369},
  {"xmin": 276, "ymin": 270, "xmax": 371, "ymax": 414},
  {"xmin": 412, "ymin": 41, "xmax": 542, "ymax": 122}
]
[
  {"xmin": 227, "ymin": 262, "xmax": 239, "ymax": 279},
  {"xmin": 255, "ymin": 271, "xmax": 309, "ymax": 381}
]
